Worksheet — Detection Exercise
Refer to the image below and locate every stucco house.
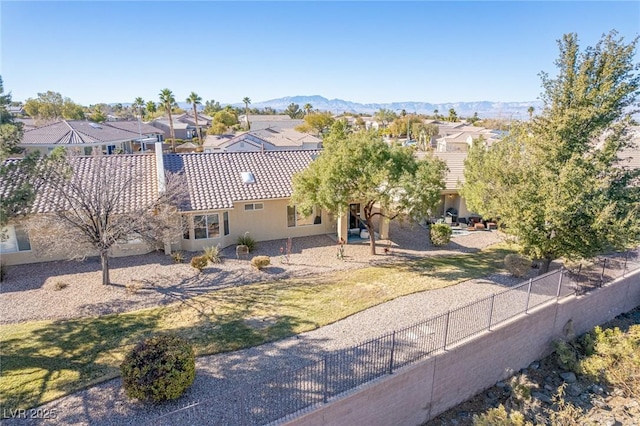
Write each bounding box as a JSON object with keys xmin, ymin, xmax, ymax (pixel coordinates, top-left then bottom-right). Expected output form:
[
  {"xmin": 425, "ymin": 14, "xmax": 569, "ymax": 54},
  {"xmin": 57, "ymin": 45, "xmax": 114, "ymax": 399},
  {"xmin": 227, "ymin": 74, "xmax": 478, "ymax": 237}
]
[
  {"xmin": 150, "ymin": 113, "xmax": 212, "ymax": 141},
  {"xmin": 18, "ymin": 120, "xmax": 163, "ymax": 156},
  {"xmin": 238, "ymin": 114, "xmax": 304, "ymax": 131},
  {"xmin": 203, "ymin": 128, "xmax": 322, "ymax": 152},
  {"xmin": 0, "ymin": 146, "xmax": 347, "ymax": 265}
]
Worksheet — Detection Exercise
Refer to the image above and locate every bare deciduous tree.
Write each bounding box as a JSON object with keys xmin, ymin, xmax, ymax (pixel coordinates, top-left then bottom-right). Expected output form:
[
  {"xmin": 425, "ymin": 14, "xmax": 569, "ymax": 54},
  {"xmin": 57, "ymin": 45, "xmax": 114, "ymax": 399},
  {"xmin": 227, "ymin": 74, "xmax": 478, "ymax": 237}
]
[{"xmin": 27, "ymin": 152, "xmax": 186, "ymax": 285}]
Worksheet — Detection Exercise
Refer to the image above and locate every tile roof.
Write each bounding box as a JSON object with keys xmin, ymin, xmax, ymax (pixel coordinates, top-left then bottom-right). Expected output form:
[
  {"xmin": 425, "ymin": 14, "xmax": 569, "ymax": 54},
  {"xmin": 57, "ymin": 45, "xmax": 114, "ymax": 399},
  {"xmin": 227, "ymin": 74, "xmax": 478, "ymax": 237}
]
[
  {"xmin": 163, "ymin": 150, "xmax": 320, "ymax": 211},
  {"xmin": 21, "ymin": 120, "xmax": 140, "ymax": 145},
  {"xmin": 1, "ymin": 154, "xmax": 158, "ymax": 215},
  {"xmin": 104, "ymin": 121, "xmax": 164, "ymax": 135},
  {"xmin": 204, "ymin": 128, "xmax": 320, "ymax": 149},
  {"xmin": 432, "ymin": 151, "xmax": 468, "ymax": 191}
]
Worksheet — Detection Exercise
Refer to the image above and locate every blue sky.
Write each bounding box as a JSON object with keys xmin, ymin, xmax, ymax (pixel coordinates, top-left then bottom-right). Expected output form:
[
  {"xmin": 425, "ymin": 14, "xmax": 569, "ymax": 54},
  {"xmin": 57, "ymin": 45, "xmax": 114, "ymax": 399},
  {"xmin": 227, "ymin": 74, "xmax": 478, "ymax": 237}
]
[{"xmin": 1, "ymin": 1, "xmax": 638, "ymax": 106}]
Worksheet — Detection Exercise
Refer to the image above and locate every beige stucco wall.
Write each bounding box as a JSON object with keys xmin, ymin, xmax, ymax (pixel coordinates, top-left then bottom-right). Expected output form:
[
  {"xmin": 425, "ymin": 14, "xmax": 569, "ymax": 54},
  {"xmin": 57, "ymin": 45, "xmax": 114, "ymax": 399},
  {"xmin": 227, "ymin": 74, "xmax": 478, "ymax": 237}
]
[
  {"xmin": 179, "ymin": 198, "xmax": 336, "ymax": 252},
  {"xmin": 436, "ymin": 194, "xmax": 470, "ymax": 219},
  {"xmin": 284, "ymin": 270, "xmax": 640, "ymax": 426}
]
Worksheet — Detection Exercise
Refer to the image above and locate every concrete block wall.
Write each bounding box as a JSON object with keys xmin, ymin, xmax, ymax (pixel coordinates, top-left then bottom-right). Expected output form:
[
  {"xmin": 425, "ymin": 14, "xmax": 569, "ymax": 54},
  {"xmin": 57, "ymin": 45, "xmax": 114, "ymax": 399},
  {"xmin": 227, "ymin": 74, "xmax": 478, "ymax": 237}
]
[{"xmin": 284, "ymin": 270, "xmax": 640, "ymax": 426}]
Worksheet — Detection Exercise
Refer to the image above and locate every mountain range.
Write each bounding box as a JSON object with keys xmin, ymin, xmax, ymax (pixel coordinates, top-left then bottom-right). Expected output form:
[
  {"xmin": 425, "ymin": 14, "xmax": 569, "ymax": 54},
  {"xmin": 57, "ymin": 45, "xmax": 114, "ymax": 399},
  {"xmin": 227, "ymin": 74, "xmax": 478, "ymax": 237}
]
[{"xmin": 228, "ymin": 95, "xmax": 543, "ymax": 119}]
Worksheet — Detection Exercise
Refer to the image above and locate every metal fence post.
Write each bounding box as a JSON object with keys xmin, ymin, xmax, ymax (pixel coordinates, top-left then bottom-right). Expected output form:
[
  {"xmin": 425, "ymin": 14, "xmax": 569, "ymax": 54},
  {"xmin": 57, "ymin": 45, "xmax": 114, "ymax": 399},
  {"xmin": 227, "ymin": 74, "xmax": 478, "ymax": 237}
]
[
  {"xmin": 556, "ymin": 267, "xmax": 564, "ymax": 300},
  {"xmin": 600, "ymin": 258, "xmax": 607, "ymax": 287},
  {"xmin": 322, "ymin": 357, "xmax": 328, "ymax": 403},
  {"xmin": 487, "ymin": 294, "xmax": 495, "ymax": 331},
  {"xmin": 525, "ymin": 278, "xmax": 533, "ymax": 313},
  {"xmin": 388, "ymin": 331, "xmax": 396, "ymax": 374},
  {"xmin": 443, "ymin": 311, "xmax": 451, "ymax": 351}
]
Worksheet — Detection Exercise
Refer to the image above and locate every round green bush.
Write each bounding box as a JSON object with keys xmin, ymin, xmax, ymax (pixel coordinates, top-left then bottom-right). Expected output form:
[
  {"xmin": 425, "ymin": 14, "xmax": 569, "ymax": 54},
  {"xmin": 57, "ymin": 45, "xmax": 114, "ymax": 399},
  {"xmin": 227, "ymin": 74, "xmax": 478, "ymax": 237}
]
[
  {"xmin": 190, "ymin": 254, "xmax": 208, "ymax": 272},
  {"xmin": 120, "ymin": 334, "xmax": 195, "ymax": 402},
  {"xmin": 251, "ymin": 255, "xmax": 271, "ymax": 270},
  {"xmin": 430, "ymin": 223, "xmax": 452, "ymax": 246}
]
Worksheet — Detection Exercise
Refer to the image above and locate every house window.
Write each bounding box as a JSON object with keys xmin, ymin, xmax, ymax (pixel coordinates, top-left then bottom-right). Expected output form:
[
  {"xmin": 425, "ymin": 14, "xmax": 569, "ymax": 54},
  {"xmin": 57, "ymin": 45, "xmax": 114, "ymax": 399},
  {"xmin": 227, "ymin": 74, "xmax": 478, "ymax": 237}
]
[
  {"xmin": 287, "ymin": 206, "xmax": 322, "ymax": 228},
  {"xmin": 194, "ymin": 214, "xmax": 220, "ymax": 239},
  {"xmin": 244, "ymin": 203, "xmax": 264, "ymax": 211},
  {"xmin": 84, "ymin": 146, "xmax": 93, "ymax": 155},
  {"xmin": 0, "ymin": 225, "xmax": 31, "ymax": 253},
  {"xmin": 223, "ymin": 212, "xmax": 230, "ymax": 236}
]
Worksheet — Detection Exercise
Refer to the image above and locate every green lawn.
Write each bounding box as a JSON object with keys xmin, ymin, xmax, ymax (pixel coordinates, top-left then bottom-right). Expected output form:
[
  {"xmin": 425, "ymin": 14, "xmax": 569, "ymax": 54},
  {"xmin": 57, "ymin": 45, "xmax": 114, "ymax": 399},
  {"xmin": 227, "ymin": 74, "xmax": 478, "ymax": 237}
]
[{"xmin": 0, "ymin": 243, "xmax": 514, "ymax": 410}]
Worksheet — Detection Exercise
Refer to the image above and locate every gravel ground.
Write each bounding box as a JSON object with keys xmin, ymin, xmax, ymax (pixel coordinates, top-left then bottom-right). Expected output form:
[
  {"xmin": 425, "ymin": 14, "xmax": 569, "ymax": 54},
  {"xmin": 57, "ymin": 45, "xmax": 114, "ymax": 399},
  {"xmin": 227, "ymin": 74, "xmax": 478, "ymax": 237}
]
[
  {"xmin": 2, "ymin": 224, "xmax": 517, "ymax": 425},
  {"xmin": 0, "ymin": 222, "xmax": 502, "ymax": 324}
]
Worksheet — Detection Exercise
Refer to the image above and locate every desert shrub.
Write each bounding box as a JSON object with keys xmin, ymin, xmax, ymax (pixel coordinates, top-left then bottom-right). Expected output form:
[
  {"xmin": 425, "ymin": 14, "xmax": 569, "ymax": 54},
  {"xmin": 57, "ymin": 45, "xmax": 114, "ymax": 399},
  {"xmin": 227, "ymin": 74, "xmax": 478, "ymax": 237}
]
[
  {"xmin": 251, "ymin": 255, "xmax": 270, "ymax": 270},
  {"xmin": 120, "ymin": 334, "xmax": 195, "ymax": 402},
  {"xmin": 125, "ymin": 281, "xmax": 142, "ymax": 294},
  {"xmin": 0, "ymin": 263, "xmax": 6, "ymax": 282},
  {"xmin": 580, "ymin": 325, "xmax": 640, "ymax": 397},
  {"xmin": 171, "ymin": 251, "xmax": 185, "ymax": 263},
  {"xmin": 504, "ymin": 254, "xmax": 531, "ymax": 278},
  {"xmin": 547, "ymin": 384, "xmax": 584, "ymax": 426},
  {"xmin": 430, "ymin": 223, "xmax": 452, "ymax": 246},
  {"xmin": 203, "ymin": 245, "xmax": 222, "ymax": 264},
  {"xmin": 190, "ymin": 255, "xmax": 208, "ymax": 272},
  {"xmin": 473, "ymin": 404, "xmax": 531, "ymax": 426},
  {"xmin": 553, "ymin": 340, "xmax": 580, "ymax": 373},
  {"xmin": 237, "ymin": 232, "xmax": 256, "ymax": 252},
  {"xmin": 54, "ymin": 281, "xmax": 69, "ymax": 291}
]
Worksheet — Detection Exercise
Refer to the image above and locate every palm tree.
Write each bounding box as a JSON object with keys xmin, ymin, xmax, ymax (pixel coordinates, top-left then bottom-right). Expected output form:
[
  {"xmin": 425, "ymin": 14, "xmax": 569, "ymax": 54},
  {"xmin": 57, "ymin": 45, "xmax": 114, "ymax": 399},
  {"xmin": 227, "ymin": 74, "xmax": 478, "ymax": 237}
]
[
  {"xmin": 145, "ymin": 101, "xmax": 157, "ymax": 118},
  {"xmin": 242, "ymin": 97, "xmax": 251, "ymax": 130},
  {"xmin": 132, "ymin": 97, "xmax": 145, "ymax": 118},
  {"xmin": 159, "ymin": 89, "xmax": 177, "ymax": 152},
  {"xmin": 433, "ymin": 109, "xmax": 439, "ymax": 120},
  {"xmin": 304, "ymin": 103, "xmax": 313, "ymax": 115},
  {"xmin": 527, "ymin": 106, "xmax": 535, "ymax": 120},
  {"xmin": 186, "ymin": 91, "xmax": 203, "ymax": 146}
]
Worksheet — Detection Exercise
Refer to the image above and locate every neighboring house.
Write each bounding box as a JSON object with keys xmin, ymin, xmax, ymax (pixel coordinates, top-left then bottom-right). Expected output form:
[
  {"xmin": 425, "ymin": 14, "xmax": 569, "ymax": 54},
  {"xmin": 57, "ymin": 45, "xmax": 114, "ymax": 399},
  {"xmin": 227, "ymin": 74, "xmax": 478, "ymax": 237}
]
[
  {"xmin": 435, "ymin": 124, "xmax": 501, "ymax": 152},
  {"xmin": 103, "ymin": 121, "xmax": 165, "ymax": 151},
  {"xmin": 149, "ymin": 112, "xmax": 212, "ymax": 141},
  {"xmin": 14, "ymin": 118, "xmax": 37, "ymax": 131},
  {"xmin": 8, "ymin": 105, "xmax": 25, "ymax": 116},
  {"xmin": 18, "ymin": 120, "xmax": 154, "ymax": 156},
  {"xmin": 429, "ymin": 151, "xmax": 473, "ymax": 221},
  {"xmin": 203, "ymin": 128, "xmax": 322, "ymax": 152},
  {"xmin": 0, "ymin": 154, "xmax": 159, "ymax": 265},
  {"xmin": 238, "ymin": 114, "xmax": 304, "ymax": 131},
  {"xmin": 0, "ymin": 147, "xmax": 336, "ymax": 265}
]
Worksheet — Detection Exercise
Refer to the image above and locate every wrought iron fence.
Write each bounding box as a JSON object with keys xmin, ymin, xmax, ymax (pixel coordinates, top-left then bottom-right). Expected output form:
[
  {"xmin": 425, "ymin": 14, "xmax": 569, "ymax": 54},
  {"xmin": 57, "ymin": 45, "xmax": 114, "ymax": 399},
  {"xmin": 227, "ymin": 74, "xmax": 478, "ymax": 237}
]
[{"xmin": 148, "ymin": 249, "xmax": 640, "ymax": 426}]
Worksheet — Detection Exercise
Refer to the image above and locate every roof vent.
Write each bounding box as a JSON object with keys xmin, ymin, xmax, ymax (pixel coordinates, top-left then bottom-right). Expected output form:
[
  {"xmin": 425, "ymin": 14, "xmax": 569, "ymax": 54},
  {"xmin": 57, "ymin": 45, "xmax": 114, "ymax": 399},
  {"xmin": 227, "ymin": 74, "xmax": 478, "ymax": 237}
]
[
  {"xmin": 89, "ymin": 122, "xmax": 102, "ymax": 129},
  {"xmin": 241, "ymin": 171, "xmax": 255, "ymax": 184}
]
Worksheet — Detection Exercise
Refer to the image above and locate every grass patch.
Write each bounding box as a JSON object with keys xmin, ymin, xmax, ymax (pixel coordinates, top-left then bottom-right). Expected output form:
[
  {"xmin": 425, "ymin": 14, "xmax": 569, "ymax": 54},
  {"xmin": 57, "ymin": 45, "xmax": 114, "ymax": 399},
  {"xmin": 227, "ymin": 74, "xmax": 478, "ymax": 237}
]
[{"xmin": 0, "ymin": 243, "xmax": 514, "ymax": 410}]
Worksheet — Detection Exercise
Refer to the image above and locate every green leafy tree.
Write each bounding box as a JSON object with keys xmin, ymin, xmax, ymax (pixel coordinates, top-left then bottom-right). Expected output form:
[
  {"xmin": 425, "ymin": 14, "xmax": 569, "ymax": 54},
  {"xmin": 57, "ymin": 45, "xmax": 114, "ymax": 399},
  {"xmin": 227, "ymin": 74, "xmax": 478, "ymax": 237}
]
[
  {"xmin": 24, "ymin": 91, "xmax": 85, "ymax": 121},
  {"xmin": 291, "ymin": 122, "xmax": 447, "ymax": 254},
  {"xmin": 447, "ymin": 108, "xmax": 458, "ymax": 122},
  {"xmin": 295, "ymin": 111, "xmax": 335, "ymax": 135},
  {"xmin": 159, "ymin": 88, "xmax": 177, "ymax": 152},
  {"xmin": 468, "ymin": 112, "xmax": 480, "ymax": 124},
  {"xmin": 186, "ymin": 92, "xmax": 203, "ymax": 146},
  {"xmin": 433, "ymin": 109, "xmax": 439, "ymax": 120},
  {"xmin": 461, "ymin": 31, "xmax": 640, "ymax": 273},
  {"xmin": 89, "ymin": 106, "xmax": 107, "ymax": 123},
  {"xmin": 213, "ymin": 109, "xmax": 238, "ymax": 127},
  {"xmin": 284, "ymin": 103, "xmax": 303, "ymax": 119},
  {"xmin": 242, "ymin": 97, "xmax": 251, "ymax": 130},
  {"xmin": 527, "ymin": 106, "xmax": 535, "ymax": 119},
  {"xmin": 0, "ymin": 76, "xmax": 23, "ymax": 160},
  {"xmin": 373, "ymin": 108, "xmax": 397, "ymax": 128}
]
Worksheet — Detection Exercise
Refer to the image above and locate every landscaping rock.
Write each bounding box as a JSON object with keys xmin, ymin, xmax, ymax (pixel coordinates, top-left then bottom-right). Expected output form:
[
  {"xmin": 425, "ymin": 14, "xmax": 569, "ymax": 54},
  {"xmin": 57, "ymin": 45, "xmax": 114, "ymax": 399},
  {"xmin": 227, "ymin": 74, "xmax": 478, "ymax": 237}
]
[
  {"xmin": 568, "ymin": 383, "xmax": 582, "ymax": 397},
  {"xmin": 560, "ymin": 371, "xmax": 577, "ymax": 383},
  {"xmin": 591, "ymin": 384, "xmax": 604, "ymax": 395},
  {"xmin": 528, "ymin": 361, "xmax": 540, "ymax": 370},
  {"xmin": 532, "ymin": 391, "xmax": 553, "ymax": 404}
]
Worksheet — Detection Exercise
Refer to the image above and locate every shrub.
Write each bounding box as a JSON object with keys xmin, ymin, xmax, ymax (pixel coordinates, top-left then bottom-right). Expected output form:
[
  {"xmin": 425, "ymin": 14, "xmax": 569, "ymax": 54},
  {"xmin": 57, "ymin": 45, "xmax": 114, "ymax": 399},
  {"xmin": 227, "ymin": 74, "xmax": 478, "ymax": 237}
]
[
  {"xmin": 203, "ymin": 245, "xmax": 222, "ymax": 264},
  {"xmin": 171, "ymin": 251, "xmax": 185, "ymax": 264},
  {"xmin": 0, "ymin": 263, "xmax": 6, "ymax": 282},
  {"xmin": 237, "ymin": 232, "xmax": 256, "ymax": 252},
  {"xmin": 473, "ymin": 404, "xmax": 530, "ymax": 426},
  {"xmin": 430, "ymin": 223, "xmax": 452, "ymax": 246},
  {"xmin": 190, "ymin": 255, "xmax": 208, "ymax": 272},
  {"xmin": 504, "ymin": 254, "xmax": 531, "ymax": 278},
  {"xmin": 251, "ymin": 255, "xmax": 270, "ymax": 270},
  {"xmin": 120, "ymin": 334, "xmax": 195, "ymax": 402},
  {"xmin": 54, "ymin": 281, "xmax": 69, "ymax": 291}
]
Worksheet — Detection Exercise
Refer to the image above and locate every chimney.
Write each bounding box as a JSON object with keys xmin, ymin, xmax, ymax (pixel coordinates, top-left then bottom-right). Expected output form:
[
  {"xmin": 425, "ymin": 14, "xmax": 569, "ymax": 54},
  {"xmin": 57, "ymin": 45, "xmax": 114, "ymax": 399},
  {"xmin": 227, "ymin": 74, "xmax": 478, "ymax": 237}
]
[{"xmin": 155, "ymin": 141, "xmax": 166, "ymax": 193}]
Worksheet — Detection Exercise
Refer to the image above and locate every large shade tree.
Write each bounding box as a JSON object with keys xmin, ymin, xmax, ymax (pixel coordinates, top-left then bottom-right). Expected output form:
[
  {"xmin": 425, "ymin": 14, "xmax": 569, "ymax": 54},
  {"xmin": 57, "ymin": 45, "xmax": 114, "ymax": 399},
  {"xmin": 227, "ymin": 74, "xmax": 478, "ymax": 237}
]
[
  {"xmin": 23, "ymin": 91, "xmax": 84, "ymax": 122},
  {"xmin": 292, "ymin": 122, "xmax": 447, "ymax": 254},
  {"xmin": 159, "ymin": 88, "xmax": 177, "ymax": 151},
  {"xmin": 461, "ymin": 31, "xmax": 640, "ymax": 273}
]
